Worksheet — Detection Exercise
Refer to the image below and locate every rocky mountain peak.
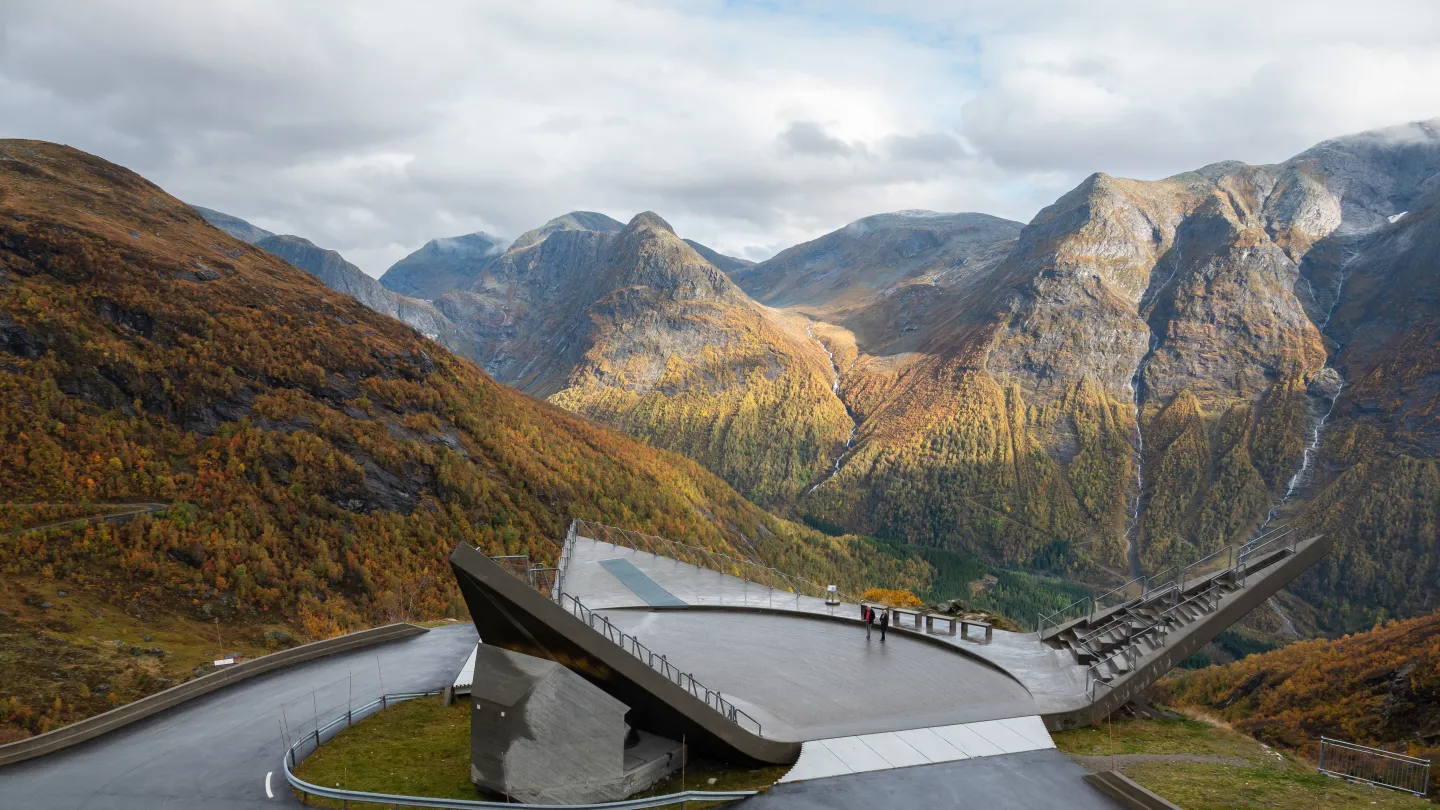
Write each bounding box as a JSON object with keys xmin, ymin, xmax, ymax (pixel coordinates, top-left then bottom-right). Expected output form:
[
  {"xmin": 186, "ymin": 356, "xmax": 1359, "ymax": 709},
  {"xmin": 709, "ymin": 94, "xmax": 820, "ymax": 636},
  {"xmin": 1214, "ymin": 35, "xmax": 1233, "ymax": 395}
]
[
  {"xmin": 625, "ymin": 211, "xmax": 675, "ymax": 235},
  {"xmin": 380, "ymin": 230, "xmax": 509, "ymax": 299},
  {"xmin": 510, "ymin": 210, "xmax": 625, "ymax": 252}
]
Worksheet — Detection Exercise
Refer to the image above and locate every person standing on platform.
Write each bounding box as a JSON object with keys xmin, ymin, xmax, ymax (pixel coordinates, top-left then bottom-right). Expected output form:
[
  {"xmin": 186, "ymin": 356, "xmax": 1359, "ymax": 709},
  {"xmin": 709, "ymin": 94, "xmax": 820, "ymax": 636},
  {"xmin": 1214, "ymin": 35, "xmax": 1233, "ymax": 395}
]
[
  {"xmin": 864, "ymin": 605, "xmax": 873, "ymax": 639},
  {"xmin": 880, "ymin": 607, "xmax": 889, "ymax": 641}
]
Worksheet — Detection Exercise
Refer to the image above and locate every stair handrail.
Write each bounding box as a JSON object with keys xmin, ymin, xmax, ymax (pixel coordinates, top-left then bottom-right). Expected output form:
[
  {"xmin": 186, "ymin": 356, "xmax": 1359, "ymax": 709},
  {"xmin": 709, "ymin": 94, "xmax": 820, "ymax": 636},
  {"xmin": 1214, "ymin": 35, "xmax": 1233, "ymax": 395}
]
[
  {"xmin": 1038, "ymin": 595, "xmax": 1094, "ymax": 639},
  {"xmin": 1092, "ymin": 573, "xmax": 1150, "ymax": 614},
  {"xmin": 1236, "ymin": 526, "xmax": 1297, "ymax": 587},
  {"xmin": 1179, "ymin": 544, "xmax": 1236, "ymax": 592},
  {"xmin": 1146, "ymin": 565, "xmax": 1179, "ymax": 594}
]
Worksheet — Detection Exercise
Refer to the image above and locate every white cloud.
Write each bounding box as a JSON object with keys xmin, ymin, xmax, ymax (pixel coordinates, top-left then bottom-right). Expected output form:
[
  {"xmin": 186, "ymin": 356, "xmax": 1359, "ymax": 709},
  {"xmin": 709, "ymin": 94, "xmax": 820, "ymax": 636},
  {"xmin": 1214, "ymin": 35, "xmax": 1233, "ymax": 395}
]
[{"xmin": 2, "ymin": 0, "xmax": 1438, "ymax": 273}]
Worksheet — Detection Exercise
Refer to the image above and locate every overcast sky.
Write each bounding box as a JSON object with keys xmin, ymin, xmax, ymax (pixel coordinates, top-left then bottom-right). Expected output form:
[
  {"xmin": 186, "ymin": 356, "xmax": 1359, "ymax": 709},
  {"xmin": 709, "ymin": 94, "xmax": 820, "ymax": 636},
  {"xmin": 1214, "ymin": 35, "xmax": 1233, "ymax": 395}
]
[{"xmin": 5, "ymin": 1, "xmax": 1440, "ymax": 275}]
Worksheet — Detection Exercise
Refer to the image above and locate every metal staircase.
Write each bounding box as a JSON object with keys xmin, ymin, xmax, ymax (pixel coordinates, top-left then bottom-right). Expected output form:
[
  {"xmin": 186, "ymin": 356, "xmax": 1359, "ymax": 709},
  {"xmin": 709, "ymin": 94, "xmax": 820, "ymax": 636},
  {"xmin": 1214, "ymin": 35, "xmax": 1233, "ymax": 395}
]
[{"xmin": 1036, "ymin": 526, "xmax": 1302, "ymax": 698}]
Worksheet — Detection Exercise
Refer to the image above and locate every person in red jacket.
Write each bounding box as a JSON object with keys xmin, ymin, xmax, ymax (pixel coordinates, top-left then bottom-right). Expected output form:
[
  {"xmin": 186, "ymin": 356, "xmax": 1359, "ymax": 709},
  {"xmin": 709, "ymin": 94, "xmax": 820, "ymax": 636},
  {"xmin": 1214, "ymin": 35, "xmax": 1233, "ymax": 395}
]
[{"xmin": 863, "ymin": 604, "xmax": 873, "ymax": 639}]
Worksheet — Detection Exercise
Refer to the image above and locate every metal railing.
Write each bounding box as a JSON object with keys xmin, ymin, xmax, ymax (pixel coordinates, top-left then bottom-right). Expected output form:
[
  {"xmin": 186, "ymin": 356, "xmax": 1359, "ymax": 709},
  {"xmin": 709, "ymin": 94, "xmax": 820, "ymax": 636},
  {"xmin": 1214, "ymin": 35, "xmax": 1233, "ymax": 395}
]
[
  {"xmin": 1235, "ymin": 525, "xmax": 1298, "ymax": 587},
  {"xmin": 1319, "ymin": 736, "xmax": 1431, "ymax": 796},
  {"xmin": 1084, "ymin": 642, "xmax": 1139, "ymax": 700},
  {"xmin": 281, "ymin": 690, "xmax": 760, "ymax": 809},
  {"xmin": 1040, "ymin": 525, "xmax": 1299, "ymax": 642},
  {"xmin": 558, "ymin": 592, "xmax": 764, "ymax": 738},
  {"xmin": 488, "ymin": 553, "xmax": 562, "ymax": 599},
  {"xmin": 572, "ymin": 519, "xmax": 859, "ymax": 605}
]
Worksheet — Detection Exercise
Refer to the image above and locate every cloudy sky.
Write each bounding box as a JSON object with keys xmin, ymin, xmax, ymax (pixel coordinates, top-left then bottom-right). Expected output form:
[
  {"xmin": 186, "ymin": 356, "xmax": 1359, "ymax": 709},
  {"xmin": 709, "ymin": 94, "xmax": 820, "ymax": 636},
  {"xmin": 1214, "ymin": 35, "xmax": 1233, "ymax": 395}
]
[{"xmin": 4, "ymin": 1, "xmax": 1440, "ymax": 275}]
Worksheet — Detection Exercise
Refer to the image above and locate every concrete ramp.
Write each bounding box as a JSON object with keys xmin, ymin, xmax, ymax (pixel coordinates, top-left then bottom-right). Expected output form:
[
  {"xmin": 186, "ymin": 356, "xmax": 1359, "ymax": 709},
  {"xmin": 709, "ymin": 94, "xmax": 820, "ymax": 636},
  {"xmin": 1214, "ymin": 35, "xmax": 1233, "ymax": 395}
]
[
  {"xmin": 780, "ymin": 715, "xmax": 1055, "ymax": 783},
  {"xmin": 740, "ymin": 748, "xmax": 1125, "ymax": 809}
]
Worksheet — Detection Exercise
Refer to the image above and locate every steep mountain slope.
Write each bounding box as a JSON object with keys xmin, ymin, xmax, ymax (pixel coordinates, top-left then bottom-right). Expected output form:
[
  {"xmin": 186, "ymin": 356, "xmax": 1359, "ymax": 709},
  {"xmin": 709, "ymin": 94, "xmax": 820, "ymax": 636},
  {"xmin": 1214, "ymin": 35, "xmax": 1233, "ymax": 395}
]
[
  {"xmin": 732, "ymin": 210, "xmax": 1022, "ymax": 313},
  {"xmin": 1290, "ymin": 173, "xmax": 1440, "ymax": 629},
  {"xmin": 781, "ymin": 120, "xmax": 1440, "ymax": 606},
  {"xmin": 191, "ymin": 205, "xmax": 274, "ymax": 244},
  {"xmin": 195, "ymin": 208, "xmax": 473, "ymax": 352},
  {"xmin": 431, "ymin": 211, "xmax": 851, "ymax": 506},
  {"xmin": 1160, "ymin": 606, "xmax": 1440, "ymax": 791},
  {"xmin": 0, "ymin": 140, "xmax": 937, "ymax": 738},
  {"xmin": 682, "ymin": 238, "xmax": 753, "ymax": 273},
  {"xmin": 378, "ymin": 231, "xmax": 507, "ymax": 300}
]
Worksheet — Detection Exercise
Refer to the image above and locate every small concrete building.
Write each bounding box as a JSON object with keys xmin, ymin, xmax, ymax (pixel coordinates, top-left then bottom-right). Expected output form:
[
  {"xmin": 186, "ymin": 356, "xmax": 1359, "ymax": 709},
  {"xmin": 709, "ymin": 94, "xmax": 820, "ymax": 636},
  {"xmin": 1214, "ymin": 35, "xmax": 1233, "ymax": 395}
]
[{"xmin": 469, "ymin": 644, "xmax": 682, "ymax": 804}]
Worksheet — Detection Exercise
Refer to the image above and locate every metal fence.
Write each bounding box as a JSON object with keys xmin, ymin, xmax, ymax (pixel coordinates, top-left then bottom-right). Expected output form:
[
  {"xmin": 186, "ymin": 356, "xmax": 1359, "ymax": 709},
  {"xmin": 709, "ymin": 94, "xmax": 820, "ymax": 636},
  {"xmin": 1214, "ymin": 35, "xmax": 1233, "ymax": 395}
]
[
  {"xmin": 490, "ymin": 536, "xmax": 767, "ymax": 738},
  {"xmin": 558, "ymin": 592, "xmax": 764, "ymax": 738},
  {"xmin": 281, "ymin": 690, "xmax": 760, "ymax": 809},
  {"xmin": 1037, "ymin": 524, "xmax": 1297, "ymax": 639},
  {"xmin": 1318, "ymin": 736, "xmax": 1431, "ymax": 796}
]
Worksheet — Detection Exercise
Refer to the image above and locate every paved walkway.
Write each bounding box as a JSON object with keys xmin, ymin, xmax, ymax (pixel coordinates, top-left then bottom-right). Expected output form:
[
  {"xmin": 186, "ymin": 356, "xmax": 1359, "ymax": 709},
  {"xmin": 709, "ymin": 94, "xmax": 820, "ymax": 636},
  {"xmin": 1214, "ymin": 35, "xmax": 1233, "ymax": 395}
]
[
  {"xmin": 562, "ymin": 535, "xmax": 1094, "ymax": 723},
  {"xmin": 599, "ymin": 609, "xmax": 1034, "ymax": 740},
  {"xmin": 735, "ymin": 748, "xmax": 1125, "ymax": 809},
  {"xmin": 781, "ymin": 715, "xmax": 1055, "ymax": 783}
]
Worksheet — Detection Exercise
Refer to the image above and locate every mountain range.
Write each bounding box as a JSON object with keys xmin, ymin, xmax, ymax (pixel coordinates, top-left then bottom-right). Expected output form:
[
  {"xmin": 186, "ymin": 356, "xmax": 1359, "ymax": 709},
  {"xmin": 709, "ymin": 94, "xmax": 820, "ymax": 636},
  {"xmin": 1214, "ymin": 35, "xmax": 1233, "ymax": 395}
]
[
  {"xmin": 198, "ymin": 119, "xmax": 1440, "ymax": 635},
  {"xmin": 0, "ymin": 140, "xmax": 952, "ymax": 738}
]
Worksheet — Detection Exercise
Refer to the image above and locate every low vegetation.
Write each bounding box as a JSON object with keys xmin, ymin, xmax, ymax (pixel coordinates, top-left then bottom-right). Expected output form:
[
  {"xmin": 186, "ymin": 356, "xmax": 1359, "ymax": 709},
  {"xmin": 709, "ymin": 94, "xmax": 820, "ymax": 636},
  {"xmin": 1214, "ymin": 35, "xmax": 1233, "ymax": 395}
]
[
  {"xmin": 1055, "ymin": 713, "xmax": 1431, "ymax": 809},
  {"xmin": 1159, "ymin": 607, "xmax": 1440, "ymax": 796},
  {"xmin": 292, "ymin": 695, "xmax": 782, "ymax": 809},
  {"xmin": 293, "ymin": 696, "xmax": 475, "ymax": 807},
  {"xmin": 0, "ymin": 573, "xmax": 289, "ymax": 741}
]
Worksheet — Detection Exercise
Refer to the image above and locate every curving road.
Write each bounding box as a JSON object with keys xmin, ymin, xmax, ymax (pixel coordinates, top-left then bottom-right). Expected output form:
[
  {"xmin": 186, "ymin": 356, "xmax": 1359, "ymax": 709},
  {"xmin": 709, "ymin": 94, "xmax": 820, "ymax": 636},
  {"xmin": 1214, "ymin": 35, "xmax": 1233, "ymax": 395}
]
[{"xmin": 0, "ymin": 623, "xmax": 478, "ymax": 809}]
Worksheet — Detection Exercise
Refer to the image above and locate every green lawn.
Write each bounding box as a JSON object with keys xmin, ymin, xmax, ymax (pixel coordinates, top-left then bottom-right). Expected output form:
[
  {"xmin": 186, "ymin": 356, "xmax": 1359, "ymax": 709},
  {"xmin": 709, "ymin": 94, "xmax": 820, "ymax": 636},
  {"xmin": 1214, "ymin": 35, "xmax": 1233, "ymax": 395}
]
[
  {"xmin": 291, "ymin": 695, "xmax": 782, "ymax": 809},
  {"xmin": 1054, "ymin": 715, "xmax": 1432, "ymax": 810},
  {"xmin": 292, "ymin": 696, "xmax": 478, "ymax": 808}
]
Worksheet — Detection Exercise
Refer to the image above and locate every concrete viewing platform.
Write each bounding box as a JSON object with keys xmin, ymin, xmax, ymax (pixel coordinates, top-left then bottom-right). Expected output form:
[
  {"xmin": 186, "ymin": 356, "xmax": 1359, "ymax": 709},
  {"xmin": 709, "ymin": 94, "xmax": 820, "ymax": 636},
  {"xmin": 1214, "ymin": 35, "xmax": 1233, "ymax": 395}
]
[
  {"xmin": 452, "ymin": 522, "xmax": 1328, "ymax": 780},
  {"xmin": 560, "ymin": 534, "xmax": 1092, "ymax": 737}
]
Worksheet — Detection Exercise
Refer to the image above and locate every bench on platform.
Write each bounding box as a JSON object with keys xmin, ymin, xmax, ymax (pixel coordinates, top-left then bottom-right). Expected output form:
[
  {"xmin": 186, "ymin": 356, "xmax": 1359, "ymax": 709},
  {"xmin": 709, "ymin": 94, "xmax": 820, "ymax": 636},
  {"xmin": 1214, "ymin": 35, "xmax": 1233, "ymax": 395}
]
[
  {"xmin": 961, "ymin": 618, "xmax": 993, "ymax": 644},
  {"xmin": 890, "ymin": 607, "xmax": 924, "ymax": 630},
  {"xmin": 924, "ymin": 614, "xmax": 957, "ymax": 636}
]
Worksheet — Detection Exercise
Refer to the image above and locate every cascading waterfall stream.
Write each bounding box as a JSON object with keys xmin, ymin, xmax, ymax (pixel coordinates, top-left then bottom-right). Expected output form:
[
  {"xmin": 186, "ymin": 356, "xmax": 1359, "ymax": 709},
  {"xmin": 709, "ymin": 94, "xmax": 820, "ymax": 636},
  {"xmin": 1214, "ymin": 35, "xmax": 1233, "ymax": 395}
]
[
  {"xmin": 1124, "ymin": 241, "xmax": 1185, "ymax": 578},
  {"xmin": 1258, "ymin": 248, "xmax": 1357, "ymax": 529},
  {"xmin": 806, "ymin": 322, "xmax": 858, "ymax": 494},
  {"xmin": 1124, "ymin": 337, "xmax": 1156, "ymax": 578}
]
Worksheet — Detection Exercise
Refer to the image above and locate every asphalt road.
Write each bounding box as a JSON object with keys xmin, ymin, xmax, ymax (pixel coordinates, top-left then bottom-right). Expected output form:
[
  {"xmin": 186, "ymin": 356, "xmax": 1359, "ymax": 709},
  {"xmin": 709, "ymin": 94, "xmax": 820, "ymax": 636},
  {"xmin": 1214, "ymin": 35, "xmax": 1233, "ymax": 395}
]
[
  {"xmin": 736, "ymin": 748, "xmax": 1125, "ymax": 810},
  {"xmin": 0, "ymin": 623, "xmax": 478, "ymax": 809}
]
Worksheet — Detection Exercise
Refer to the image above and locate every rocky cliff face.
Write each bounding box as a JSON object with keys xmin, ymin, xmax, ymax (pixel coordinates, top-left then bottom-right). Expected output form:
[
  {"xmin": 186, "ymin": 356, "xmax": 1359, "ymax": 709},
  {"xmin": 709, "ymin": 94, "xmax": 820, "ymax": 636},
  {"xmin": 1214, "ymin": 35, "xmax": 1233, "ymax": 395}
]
[
  {"xmin": 428, "ymin": 211, "xmax": 850, "ymax": 506},
  {"xmin": 378, "ymin": 231, "xmax": 507, "ymax": 300},
  {"xmin": 783, "ymin": 120, "xmax": 1440, "ymax": 624}
]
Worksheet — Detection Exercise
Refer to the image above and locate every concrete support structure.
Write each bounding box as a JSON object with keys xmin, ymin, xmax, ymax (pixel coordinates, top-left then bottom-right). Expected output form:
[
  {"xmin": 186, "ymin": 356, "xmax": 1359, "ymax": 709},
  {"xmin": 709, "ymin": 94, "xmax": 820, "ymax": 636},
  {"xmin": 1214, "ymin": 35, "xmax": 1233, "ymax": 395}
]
[{"xmin": 468, "ymin": 644, "xmax": 681, "ymax": 804}]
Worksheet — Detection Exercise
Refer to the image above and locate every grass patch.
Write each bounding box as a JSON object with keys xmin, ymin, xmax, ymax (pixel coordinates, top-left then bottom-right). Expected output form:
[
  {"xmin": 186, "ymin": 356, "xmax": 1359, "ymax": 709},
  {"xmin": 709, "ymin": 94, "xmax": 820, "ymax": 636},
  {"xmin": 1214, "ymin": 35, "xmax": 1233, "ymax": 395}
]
[
  {"xmin": 293, "ymin": 696, "xmax": 477, "ymax": 808},
  {"xmin": 1127, "ymin": 762, "xmax": 1430, "ymax": 810},
  {"xmin": 1055, "ymin": 714, "xmax": 1431, "ymax": 809},
  {"xmin": 1055, "ymin": 715, "xmax": 1267, "ymax": 762},
  {"xmin": 291, "ymin": 695, "xmax": 786, "ymax": 809}
]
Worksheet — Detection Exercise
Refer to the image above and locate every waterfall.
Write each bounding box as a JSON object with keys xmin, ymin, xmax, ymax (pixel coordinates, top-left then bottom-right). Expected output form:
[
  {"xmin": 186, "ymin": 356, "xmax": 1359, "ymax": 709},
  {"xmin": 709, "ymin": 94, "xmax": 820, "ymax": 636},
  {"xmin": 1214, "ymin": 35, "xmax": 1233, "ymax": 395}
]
[
  {"xmin": 806, "ymin": 322, "xmax": 858, "ymax": 494},
  {"xmin": 1259, "ymin": 248, "xmax": 1357, "ymax": 528},
  {"xmin": 1124, "ymin": 241, "xmax": 1185, "ymax": 577}
]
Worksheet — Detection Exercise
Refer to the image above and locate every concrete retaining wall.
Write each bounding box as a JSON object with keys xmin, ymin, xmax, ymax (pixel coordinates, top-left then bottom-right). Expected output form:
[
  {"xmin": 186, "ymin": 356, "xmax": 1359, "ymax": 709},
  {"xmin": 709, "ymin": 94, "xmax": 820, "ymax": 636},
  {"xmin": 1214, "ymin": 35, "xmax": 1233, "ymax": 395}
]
[
  {"xmin": 1083, "ymin": 771, "xmax": 1182, "ymax": 810},
  {"xmin": 0, "ymin": 622, "xmax": 428, "ymax": 767}
]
